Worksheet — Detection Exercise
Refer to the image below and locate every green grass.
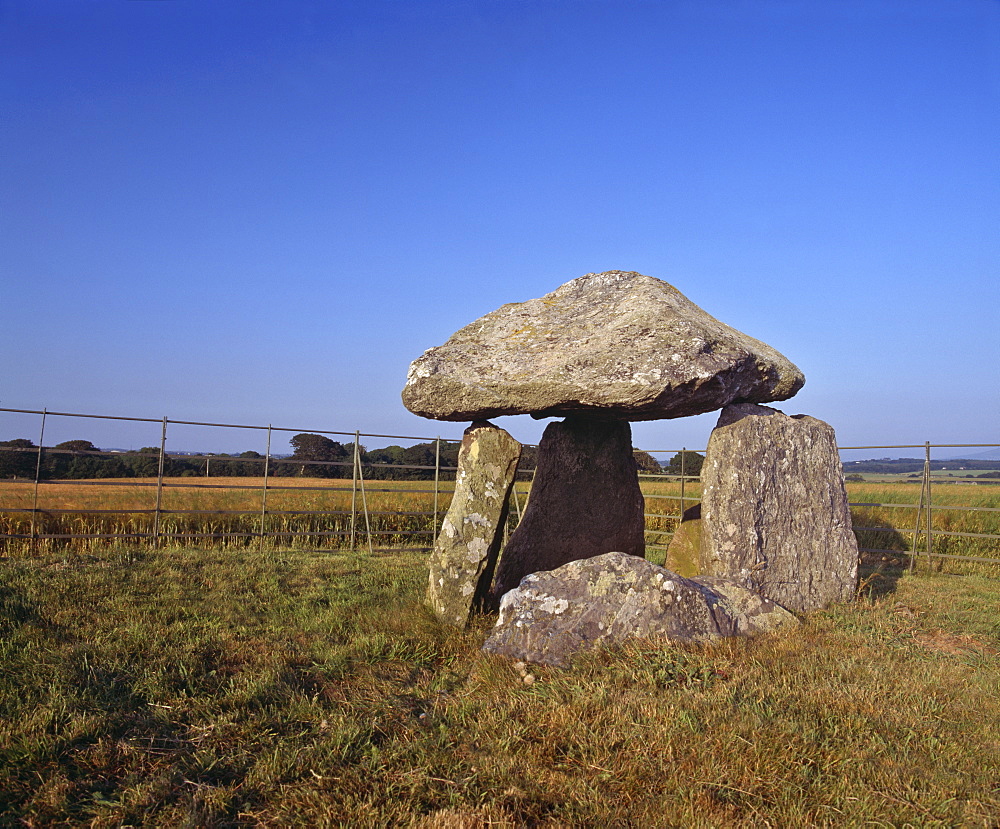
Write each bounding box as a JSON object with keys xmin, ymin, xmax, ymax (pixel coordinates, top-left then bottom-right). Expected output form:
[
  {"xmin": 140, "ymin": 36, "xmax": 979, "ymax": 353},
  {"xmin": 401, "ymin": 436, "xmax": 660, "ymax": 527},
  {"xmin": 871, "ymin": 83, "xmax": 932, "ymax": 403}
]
[
  {"xmin": 2, "ymin": 546, "xmax": 998, "ymax": 826},
  {"xmin": 849, "ymin": 470, "xmax": 1000, "ymax": 483}
]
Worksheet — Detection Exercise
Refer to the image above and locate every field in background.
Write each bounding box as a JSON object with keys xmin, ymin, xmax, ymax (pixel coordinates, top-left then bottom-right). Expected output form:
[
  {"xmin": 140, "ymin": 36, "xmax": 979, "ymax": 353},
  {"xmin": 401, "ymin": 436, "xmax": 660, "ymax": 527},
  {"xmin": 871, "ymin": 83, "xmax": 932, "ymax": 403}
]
[
  {"xmin": 0, "ymin": 477, "xmax": 463, "ymax": 555},
  {"xmin": 2, "ymin": 477, "xmax": 999, "ymax": 565},
  {"xmin": 848, "ymin": 469, "xmax": 1000, "ymax": 483},
  {"xmin": 1, "ymin": 545, "xmax": 998, "ymax": 825}
]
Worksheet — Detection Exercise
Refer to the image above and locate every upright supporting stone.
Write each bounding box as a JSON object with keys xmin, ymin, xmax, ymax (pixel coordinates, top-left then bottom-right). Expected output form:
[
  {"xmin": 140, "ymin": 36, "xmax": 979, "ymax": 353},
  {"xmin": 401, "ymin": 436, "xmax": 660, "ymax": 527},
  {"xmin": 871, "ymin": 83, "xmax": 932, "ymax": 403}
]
[
  {"xmin": 700, "ymin": 403, "xmax": 859, "ymax": 613},
  {"xmin": 491, "ymin": 416, "xmax": 645, "ymax": 601},
  {"xmin": 427, "ymin": 421, "xmax": 521, "ymax": 628}
]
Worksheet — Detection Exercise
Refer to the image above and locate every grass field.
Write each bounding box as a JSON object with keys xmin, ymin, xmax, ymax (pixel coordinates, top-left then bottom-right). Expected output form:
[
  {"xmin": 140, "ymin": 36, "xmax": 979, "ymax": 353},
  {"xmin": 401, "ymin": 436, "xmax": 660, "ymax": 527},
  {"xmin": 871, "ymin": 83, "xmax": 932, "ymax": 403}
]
[
  {"xmin": 640, "ymin": 478, "xmax": 1000, "ymax": 566},
  {"xmin": 0, "ymin": 477, "xmax": 466, "ymax": 555},
  {"xmin": 846, "ymin": 469, "xmax": 1000, "ymax": 483},
  {"xmin": 1, "ymin": 545, "xmax": 998, "ymax": 826},
  {"xmin": 843, "ymin": 482, "xmax": 1000, "ymax": 564},
  {"xmin": 2, "ymin": 476, "xmax": 999, "ymax": 565}
]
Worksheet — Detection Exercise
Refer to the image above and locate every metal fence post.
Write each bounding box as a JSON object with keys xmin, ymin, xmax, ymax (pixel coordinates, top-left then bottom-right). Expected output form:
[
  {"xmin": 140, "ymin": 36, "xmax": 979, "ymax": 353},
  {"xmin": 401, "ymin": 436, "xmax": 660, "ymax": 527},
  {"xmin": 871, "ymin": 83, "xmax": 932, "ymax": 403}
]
[
  {"xmin": 30, "ymin": 408, "xmax": 47, "ymax": 550},
  {"xmin": 679, "ymin": 447, "xmax": 686, "ymax": 518},
  {"xmin": 153, "ymin": 417, "xmax": 167, "ymax": 548},
  {"xmin": 259, "ymin": 425, "xmax": 272, "ymax": 550},
  {"xmin": 355, "ymin": 431, "xmax": 373, "ymax": 554},
  {"xmin": 909, "ymin": 470, "xmax": 925, "ymax": 573},
  {"xmin": 434, "ymin": 437, "xmax": 441, "ymax": 534},
  {"xmin": 924, "ymin": 441, "xmax": 933, "ymax": 565},
  {"xmin": 350, "ymin": 439, "xmax": 358, "ymax": 551}
]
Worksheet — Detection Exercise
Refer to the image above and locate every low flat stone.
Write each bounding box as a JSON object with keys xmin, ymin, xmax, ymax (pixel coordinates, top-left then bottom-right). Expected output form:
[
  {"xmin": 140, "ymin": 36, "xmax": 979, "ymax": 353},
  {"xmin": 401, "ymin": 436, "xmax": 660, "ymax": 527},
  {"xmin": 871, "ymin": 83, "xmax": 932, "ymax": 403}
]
[
  {"xmin": 700, "ymin": 403, "xmax": 859, "ymax": 613},
  {"xmin": 427, "ymin": 421, "xmax": 521, "ymax": 627},
  {"xmin": 490, "ymin": 417, "xmax": 645, "ymax": 602},
  {"xmin": 482, "ymin": 552, "xmax": 799, "ymax": 666},
  {"xmin": 402, "ymin": 271, "xmax": 804, "ymax": 422}
]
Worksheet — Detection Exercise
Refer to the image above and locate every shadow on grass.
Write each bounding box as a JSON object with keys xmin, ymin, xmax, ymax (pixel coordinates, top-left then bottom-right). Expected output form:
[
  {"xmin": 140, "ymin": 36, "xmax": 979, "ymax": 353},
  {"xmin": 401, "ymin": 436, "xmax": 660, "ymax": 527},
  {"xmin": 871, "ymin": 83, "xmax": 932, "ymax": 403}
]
[
  {"xmin": 851, "ymin": 507, "xmax": 916, "ymax": 600},
  {"xmin": 0, "ymin": 583, "xmax": 41, "ymax": 632},
  {"xmin": 858, "ymin": 554, "xmax": 911, "ymax": 600}
]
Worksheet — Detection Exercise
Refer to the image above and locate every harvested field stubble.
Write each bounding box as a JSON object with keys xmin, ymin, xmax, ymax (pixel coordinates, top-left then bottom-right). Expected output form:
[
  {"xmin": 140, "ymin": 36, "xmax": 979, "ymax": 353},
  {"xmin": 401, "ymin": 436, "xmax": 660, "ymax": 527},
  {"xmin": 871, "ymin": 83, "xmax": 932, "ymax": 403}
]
[
  {"xmin": 0, "ymin": 477, "xmax": 465, "ymax": 554},
  {"xmin": 1, "ymin": 478, "xmax": 998, "ymax": 564}
]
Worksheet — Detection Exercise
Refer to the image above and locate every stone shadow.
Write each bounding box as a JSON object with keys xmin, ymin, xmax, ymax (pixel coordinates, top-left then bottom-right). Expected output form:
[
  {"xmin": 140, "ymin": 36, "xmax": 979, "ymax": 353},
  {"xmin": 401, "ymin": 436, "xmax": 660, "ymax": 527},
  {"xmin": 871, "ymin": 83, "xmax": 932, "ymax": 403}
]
[{"xmin": 851, "ymin": 517, "xmax": 911, "ymax": 600}]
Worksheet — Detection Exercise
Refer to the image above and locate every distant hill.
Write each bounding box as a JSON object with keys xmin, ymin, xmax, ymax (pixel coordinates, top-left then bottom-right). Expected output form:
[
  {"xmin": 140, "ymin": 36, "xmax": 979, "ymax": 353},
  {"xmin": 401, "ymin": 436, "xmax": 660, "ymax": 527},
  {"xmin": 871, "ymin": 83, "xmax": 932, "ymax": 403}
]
[
  {"xmin": 844, "ymin": 457, "xmax": 1000, "ymax": 474},
  {"xmin": 942, "ymin": 448, "xmax": 1000, "ymax": 461}
]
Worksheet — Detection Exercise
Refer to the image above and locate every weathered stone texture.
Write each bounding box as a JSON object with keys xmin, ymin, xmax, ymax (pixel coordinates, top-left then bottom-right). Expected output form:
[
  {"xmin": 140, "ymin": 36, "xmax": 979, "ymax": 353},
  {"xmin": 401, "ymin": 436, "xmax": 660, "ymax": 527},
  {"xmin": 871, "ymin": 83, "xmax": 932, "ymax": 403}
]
[
  {"xmin": 402, "ymin": 271, "xmax": 804, "ymax": 422},
  {"xmin": 427, "ymin": 421, "xmax": 521, "ymax": 627},
  {"xmin": 490, "ymin": 417, "xmax": 645, "ymax": 602},
  {"xmin": 700, "ymin": 403, "xmax": 859, "ymax": 613},
  {"xmin": 482, "ymin": 552, "xmax": 799, "ymax": 666}
]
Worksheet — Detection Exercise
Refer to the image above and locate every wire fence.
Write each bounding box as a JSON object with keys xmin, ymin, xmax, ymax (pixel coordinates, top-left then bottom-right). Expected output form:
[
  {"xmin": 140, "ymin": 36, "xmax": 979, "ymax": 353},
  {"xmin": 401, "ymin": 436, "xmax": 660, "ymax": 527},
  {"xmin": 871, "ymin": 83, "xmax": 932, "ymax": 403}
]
[{"xmin": 1, "ymin": 407, "xmax": 998, "ymax": 568}]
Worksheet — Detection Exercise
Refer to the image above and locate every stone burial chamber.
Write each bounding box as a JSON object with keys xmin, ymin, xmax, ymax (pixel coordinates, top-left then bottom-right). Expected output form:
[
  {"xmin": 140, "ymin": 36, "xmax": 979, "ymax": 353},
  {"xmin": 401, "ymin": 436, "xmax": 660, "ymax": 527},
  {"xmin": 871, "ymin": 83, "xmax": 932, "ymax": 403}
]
[{"xmin": 402, "ymin": 270, "xmax": 857, "ymax": 662}]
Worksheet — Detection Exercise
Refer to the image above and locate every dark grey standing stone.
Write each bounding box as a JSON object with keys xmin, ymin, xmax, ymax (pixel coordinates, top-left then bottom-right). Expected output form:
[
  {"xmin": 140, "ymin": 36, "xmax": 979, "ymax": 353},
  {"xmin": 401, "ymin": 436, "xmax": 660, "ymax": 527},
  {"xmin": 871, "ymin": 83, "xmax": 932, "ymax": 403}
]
[
  {"xmin": 482, "ymin": 552, "xmax": 799, "ymax": 666},
  {"xmin": 427, "ymin": 421, "xmax": 521, "ymax": 627},
  {"xmin": 402, "ymin": 271, "xmax": 804, "ymax": 422},
  {"xmin": 700, "ymin": 403, "xmax": 859, "ymax": 613},
  {"xmin": 490, "ymin": 417, "xmax": 646, "ymax": 602}
]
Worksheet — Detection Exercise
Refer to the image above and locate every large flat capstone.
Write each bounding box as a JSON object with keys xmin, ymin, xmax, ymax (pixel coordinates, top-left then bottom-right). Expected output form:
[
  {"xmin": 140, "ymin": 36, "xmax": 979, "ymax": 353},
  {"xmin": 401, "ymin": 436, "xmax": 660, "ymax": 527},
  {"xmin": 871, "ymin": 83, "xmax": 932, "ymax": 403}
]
[
  {"xmin": 402, "ymin": 271, "xmax": 804, "ymax": 422},
  {"xmin": 482, "ymin": 552, "xmax": 799, "ymax": 666},
  {"xmin": 700, "ymin": 403, "xmax": 859, "ymax": 613},
  {"xmin": 427, "ymin": 421, "xmax": 521, "ymax": 627}
]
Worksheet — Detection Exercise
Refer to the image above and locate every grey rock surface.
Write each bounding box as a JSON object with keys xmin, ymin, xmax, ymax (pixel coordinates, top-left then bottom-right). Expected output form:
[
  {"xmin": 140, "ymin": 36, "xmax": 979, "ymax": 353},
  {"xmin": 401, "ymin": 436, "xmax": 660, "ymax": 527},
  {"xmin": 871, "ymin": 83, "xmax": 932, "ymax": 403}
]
[
  {"xmin": 490, "ymin": 417, "xmax": 645, "ymax": 602},
  {"xmin": 427, "ymin": 422, "xmax": 521, "ymax": 627},
  {"xmin": 700, "ymin": 403, "xmax": 859, "ymax": 613},
  {"xmin": 402, "ymin": 271, "xmax": 804, "ymax": 422},
  {"xmin": 482, "ymin": 552, "xmax": 799, "ymax": 666}
]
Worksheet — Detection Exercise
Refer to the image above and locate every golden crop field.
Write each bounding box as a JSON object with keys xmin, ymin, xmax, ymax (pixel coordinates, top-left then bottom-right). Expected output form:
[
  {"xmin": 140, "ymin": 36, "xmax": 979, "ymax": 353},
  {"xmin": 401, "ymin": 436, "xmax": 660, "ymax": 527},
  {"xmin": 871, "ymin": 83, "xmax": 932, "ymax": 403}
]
[
  {"xmin": 0, "ymin": 477, "xmax": 461, "ymax": 554},
  {"xmin": 1, "ymin": 476, "xmax": 998, "ymax": 564}
]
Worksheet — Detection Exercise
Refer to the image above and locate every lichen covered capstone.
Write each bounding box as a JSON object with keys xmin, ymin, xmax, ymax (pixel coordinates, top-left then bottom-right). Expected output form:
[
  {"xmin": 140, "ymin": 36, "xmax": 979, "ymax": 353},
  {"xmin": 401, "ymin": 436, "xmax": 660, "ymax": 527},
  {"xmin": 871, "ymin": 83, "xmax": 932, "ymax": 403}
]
[{"xmin": 402, "ymin": 271, "xmax": 804, "ymax": 422}]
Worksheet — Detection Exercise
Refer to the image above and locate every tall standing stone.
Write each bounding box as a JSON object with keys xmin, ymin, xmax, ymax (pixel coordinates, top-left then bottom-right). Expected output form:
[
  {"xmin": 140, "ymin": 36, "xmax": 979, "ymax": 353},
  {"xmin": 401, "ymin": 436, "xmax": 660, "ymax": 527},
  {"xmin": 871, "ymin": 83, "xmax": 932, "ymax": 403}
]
[
  {"xmin": 700, "ymin": 403, "xmax": 858, "ymax": 613},
  {"xmin": 427, "ymin": 421, "xmax": 521, "ymax": 627},
  {"xmin": 491, "ymin": 416, "xmax": 645, "ymax": 601}
]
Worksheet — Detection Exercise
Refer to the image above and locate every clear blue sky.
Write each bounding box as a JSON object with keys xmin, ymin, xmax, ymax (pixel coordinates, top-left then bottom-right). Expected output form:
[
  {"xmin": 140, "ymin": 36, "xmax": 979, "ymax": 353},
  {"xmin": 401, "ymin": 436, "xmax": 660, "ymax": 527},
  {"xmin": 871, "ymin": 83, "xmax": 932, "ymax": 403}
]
[{"xmin": 2, "ymin": 0, "xmax": 997, "ymax": 457}]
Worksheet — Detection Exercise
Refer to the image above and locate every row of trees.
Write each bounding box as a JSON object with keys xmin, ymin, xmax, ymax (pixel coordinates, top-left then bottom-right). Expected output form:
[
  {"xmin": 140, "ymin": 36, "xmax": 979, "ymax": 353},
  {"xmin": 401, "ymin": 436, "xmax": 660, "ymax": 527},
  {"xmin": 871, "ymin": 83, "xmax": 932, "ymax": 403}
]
[
  {"xmin": 1, "ymin": 435, "xmax": 703, "ymax": 481},
  {"xmin": 0, "ymin": 439, "xmax": 208, "ymax": 480},
  {"xmin": 0, "ymin": 436, "xmax": 464, "ymax": 481}
]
